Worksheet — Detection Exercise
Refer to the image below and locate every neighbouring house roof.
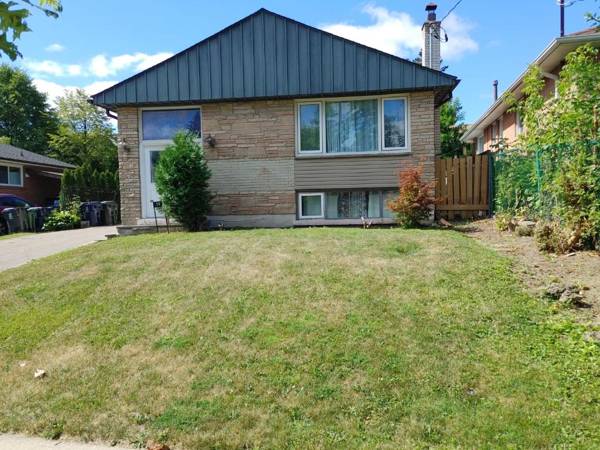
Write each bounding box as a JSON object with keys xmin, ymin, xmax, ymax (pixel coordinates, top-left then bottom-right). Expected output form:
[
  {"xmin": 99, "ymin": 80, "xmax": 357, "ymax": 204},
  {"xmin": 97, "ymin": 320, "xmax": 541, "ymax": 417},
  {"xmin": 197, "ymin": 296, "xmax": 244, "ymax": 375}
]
[
  {"xmin": 0, "ymin": 143, "xmax": 75, "ymax": 170},
  {"xmin": 91, "ymin": 8, "xmax": 459, "ymax": 110},
  {"xmin": 461, "ymin": 29, "xmax": 600, "ymax": 142}
]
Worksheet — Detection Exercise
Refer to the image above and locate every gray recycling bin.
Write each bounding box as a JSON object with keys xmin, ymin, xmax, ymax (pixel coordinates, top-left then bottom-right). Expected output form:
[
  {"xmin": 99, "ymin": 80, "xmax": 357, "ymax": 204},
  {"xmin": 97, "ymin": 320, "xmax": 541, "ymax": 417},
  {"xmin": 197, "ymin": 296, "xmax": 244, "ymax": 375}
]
[
  {"xmin": 100, "ymin": 201, "xmax": 118, "ymax": 225},
  {"xmin": 27, "ymin": 207, "xmax": 46, "ymax": 232},
  {"xmin": 80, "ymin": 202, "xmax": 102, "ymax": 226},
  {"xmin": 1, "ymin": 208, "xmax": 20, "ymax": 233}
]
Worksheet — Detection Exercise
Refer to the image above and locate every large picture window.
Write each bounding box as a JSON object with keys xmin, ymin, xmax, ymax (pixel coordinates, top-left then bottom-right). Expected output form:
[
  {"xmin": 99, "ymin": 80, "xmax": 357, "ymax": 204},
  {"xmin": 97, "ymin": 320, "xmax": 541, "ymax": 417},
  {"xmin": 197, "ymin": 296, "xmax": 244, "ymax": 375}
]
[
  {"xmin": 296, "ymin": 96, "xmax": 408, "ymax": 155},
  {"xmin": 142, "ymin": 109, "xmax": 201, "ymax": 141},
  {"xmin": 0, "ymin": 164, "xmax": 22, "ymax": 186}
]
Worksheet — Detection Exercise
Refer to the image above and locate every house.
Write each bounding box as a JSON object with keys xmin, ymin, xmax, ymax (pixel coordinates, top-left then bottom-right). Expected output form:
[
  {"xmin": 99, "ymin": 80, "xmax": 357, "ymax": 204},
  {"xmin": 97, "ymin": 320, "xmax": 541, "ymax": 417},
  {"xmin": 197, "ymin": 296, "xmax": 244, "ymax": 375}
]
[
  {"xmin": 91, "ymin": 5, "xmax": 458, "ymax": 229},
  {"xmin": 462, "ymin": 28, "xmax": 600, "ymax": 153},
  {"xmin": 0, "ymin": 143, "xmax": 75, "ymax": 206}
]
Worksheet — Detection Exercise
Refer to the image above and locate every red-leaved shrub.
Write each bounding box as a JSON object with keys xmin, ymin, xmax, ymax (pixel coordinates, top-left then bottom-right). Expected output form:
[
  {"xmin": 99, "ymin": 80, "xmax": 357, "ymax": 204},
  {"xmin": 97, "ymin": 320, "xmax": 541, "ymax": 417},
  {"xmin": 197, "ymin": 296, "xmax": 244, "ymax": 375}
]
[{"xmin": 387, "ymin": 167, "xmax": 435, "ymax": 228}]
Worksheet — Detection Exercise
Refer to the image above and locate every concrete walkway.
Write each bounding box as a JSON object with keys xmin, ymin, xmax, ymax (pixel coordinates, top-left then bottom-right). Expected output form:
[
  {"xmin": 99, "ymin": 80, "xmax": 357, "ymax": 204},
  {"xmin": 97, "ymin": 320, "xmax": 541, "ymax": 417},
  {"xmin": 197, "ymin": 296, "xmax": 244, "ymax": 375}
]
[
  {"xmin": 0, "ymin": 434, "xmax": 130, "ymax": 450},
  {"xmin": 0, "ymin": 226, "xmax": 117, "ymax": 272}
]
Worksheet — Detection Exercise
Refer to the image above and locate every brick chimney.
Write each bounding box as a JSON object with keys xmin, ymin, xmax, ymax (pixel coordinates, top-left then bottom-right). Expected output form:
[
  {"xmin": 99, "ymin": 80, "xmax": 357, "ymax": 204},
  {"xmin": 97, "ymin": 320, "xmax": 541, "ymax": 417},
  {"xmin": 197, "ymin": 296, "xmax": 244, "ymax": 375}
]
[{"xmin": 422, "ymin": 3, "xmax": 441, "ymax": 70}]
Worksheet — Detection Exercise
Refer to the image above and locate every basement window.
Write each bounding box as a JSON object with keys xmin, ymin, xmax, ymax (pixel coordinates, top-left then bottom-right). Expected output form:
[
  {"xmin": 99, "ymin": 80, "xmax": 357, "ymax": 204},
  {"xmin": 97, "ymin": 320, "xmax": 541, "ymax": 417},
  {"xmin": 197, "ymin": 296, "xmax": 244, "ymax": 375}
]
[{"xmin": 298, "ymin": 190, "xmax": 399, "ymax": 220}]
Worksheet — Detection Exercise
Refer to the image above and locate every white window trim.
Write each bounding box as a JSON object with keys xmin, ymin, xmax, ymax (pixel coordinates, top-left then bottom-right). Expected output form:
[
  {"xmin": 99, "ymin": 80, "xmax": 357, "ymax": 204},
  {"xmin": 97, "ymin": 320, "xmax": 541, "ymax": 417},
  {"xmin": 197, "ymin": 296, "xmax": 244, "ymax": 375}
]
[
  {"xmin": 0, "ymin": 162, "xmax": 23, "ymax": 187},
  {"xmin": 298, "ymin": 192, "xmax": 325, "ymax": 219},
  {"xmin": 295, "ymin": 94, "xmax": 411, "ymax": 157},
  {"xmin": 139, "ymin": 105, "xmax": 203, "ymax": 145},
  {"xmin": 296, "ymin": 102, "xmax": 323, "ymax": 154},
  {"xmin": 381, "ymin": 97, "xmax": 410, "ymax": 152}
]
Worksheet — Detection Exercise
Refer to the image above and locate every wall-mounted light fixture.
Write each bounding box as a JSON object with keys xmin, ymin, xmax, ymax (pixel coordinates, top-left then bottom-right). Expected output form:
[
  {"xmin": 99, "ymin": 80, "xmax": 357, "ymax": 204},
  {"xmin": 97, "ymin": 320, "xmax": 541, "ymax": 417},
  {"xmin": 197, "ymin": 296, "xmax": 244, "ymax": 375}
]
[
  {"xmin": 203, "ymin": 134, "xmax": 216, "ymax": 148},
  {"xmin": 117, "ymin": 137, "xmax": 130, "ymax": 152}
]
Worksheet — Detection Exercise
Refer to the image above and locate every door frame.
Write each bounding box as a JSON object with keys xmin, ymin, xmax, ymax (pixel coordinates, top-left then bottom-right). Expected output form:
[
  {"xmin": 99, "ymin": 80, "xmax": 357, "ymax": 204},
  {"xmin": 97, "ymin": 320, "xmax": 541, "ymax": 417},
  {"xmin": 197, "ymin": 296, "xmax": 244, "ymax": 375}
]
[{"xmin": 138, "ymin": 105, "xmax": 203, "ymax": 219}]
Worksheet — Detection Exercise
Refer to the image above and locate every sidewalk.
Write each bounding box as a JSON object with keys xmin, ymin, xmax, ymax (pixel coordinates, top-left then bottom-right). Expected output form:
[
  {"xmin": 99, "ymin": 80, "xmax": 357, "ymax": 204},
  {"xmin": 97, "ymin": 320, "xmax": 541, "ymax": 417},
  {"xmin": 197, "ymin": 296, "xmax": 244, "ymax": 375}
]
[{"xmin": 0, "ymin": 434, "xmax": 131, "ymax": 450}]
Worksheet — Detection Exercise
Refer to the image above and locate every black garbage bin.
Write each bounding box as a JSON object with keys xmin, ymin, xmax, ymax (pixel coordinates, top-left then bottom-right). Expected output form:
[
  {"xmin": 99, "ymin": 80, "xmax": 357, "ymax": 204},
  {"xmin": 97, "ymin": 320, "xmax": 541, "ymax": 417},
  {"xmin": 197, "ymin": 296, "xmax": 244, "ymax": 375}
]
[
  {"xmin": 100, "ymin": 201, "xmax": 118, "ymax": 225},
  {"xmin": 80, "ymin": 202, "xmax": 102, "ymax": 226},
  {"xmin": 27, "ymin": 207, "xmax": 46, "ymax": 232},
  {"xmin": 1, "ymin": 208, "xmax": 20, "ymax": 233}
]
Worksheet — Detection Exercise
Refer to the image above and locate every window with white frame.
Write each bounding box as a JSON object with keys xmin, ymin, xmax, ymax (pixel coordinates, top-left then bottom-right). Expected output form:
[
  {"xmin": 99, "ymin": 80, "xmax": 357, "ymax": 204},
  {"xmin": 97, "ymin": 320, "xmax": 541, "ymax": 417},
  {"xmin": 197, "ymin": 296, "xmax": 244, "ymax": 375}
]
[
  {"xmin": 298, "ymin": 193, "xmax": 324, "ymax": 219},
  {"xmin": 142, "ymin": 109, "xmax": 201, "ymax": 141},
  {"xmin": 297, "ymin": 96, "xmax": 408, "ymax": 154},
  {"xmin": 0, "ymin": 163, "xmax": 22, "ymax": 186},
  {"xmin": 298, "ymin": 190, "xmax": 399, "ymax": 220},
  {"xmin": 516, "ymin": 111, "xmax": 524, "ymax": 136},
  {"xmin": 476, "ymin": 136, "xmax": 484, "ymax": 154}
]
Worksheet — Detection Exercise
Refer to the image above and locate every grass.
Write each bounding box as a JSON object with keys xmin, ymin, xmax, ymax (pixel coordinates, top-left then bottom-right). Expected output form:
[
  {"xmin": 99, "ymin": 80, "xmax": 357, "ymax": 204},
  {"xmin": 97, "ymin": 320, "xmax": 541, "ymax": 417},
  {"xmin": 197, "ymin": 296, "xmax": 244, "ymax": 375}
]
[
  {"xmin": 0, "ymin": 228, "xmax": 599, "ymax": 449},
  {"xmin": 0, "ymin": 232, "xmax": 32, "ymax": 241}
]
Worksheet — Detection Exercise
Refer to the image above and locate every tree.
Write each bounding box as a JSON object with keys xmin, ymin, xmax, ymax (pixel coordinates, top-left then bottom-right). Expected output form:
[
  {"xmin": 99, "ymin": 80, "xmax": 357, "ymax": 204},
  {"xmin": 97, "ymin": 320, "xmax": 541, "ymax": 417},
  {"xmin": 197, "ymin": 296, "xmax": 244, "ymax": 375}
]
[
  {"xmin": 440, "ymin": 98, "xmax": 467, "ymax": 157},
  {"xmin": 49, "ymin": 88, "xmax": 117, "ymax": 171},
  {"xmin": 507, "ymin": 44, "xmax": 600, "ymax": 250},
  {"xmin": 0, "ymin": 0, "xmax": 62, "ymax": 60},
  {"xmin": 154, "ymin": 131, "xmax": 212, "ymax": 231},
  {"xmin": 0, "ymin": 64, "xmax": 57, "ymax": 153}
]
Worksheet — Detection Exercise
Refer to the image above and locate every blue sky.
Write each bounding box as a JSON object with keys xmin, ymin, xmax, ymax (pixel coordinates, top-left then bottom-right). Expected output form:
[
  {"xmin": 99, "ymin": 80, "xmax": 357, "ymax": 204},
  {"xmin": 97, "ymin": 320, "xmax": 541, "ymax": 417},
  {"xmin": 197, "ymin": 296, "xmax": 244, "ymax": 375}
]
[{"xmin": 8, "ymin": 0, "xmax": 597, "ymax": 123}]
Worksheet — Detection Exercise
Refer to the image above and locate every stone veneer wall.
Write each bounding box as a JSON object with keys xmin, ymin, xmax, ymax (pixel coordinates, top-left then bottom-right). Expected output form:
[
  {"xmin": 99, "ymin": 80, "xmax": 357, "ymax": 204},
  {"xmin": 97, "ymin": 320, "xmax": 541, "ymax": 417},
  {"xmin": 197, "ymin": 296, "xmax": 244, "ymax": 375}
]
[{"xmin": 116, "ymin": 107, "xmax": 141, "ymax": 225}]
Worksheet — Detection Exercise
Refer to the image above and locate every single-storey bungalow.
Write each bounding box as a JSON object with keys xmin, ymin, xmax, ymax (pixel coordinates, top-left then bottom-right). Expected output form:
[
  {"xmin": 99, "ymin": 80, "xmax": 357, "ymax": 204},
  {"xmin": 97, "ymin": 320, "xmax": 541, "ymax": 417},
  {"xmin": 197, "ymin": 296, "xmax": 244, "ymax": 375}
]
[
  {"xmin": 91, "ymin": 5, "xmax": 458, "ymax": 229},
  {"xmin": 462, "ymin": 28, "xmax": 600, "ymax": 153},
  {"xmin": 0, "ymin": 143, "xmax": 75, "ymax": 206}
]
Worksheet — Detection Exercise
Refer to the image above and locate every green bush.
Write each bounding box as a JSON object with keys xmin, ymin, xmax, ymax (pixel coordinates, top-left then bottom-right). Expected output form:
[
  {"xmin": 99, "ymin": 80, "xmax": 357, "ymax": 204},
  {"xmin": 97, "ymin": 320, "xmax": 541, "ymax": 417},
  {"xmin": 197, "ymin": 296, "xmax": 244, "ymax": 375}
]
[
  {"xmin": 42, "ymin": 210, "xmax": 80, "ymax": 231},
  {"xmin": 154, "ymin": 131, "xmax": 212, "ymax": 231}
]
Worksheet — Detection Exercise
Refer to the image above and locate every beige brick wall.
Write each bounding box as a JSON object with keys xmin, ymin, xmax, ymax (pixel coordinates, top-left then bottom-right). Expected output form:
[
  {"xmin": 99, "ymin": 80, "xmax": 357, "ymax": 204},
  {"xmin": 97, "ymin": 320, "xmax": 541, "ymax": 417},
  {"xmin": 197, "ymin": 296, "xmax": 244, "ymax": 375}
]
[
  {"xmin": 211, "ymin": 192, "xmax": 295, "ymax": 215},
  {"xmin": 409, "ymin": 91, "xmax": 436, "ymax": 184},
  {"xmin": 116, "ymin": 107, "xmax": 141, "ymax": 225},
  {"xmin": 115, "ymin": 95, "xmax": 439, "ymax": 225},
  {"xmin": 202, "ymin": 100, "xmax": 295, "ymax": 160},
  {"xmin": 203, "ymin": 100, "xmax": 296, "ymax": 215}
]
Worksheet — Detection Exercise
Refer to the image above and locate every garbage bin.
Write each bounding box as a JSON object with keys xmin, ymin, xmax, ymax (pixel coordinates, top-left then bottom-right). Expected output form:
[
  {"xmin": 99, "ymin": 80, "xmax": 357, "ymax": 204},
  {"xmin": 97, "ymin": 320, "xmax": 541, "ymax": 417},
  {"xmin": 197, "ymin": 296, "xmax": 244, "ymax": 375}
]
[
  {"xmin": 13, "ymin": 207, "xmax": 29, "ymax": 231},
  {"xmin": 27, "ymin": 207, "xmax": 46, "ymax": 232},
  {"xmin": 1, "ymin": 208, "xmax": 20, "ymax": 233},
  {"xmin": 100, "ymin": 201, "xmax": 118, "ymax": 225},
  {"xmin": 80, "ymin": 202, "xmax": 102, "ymax": 226}
]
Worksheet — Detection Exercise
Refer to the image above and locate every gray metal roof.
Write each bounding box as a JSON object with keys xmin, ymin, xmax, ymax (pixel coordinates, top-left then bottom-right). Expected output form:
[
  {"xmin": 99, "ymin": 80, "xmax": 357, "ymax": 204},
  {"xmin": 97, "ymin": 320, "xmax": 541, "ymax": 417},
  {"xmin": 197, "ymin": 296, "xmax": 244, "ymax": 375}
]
[
  {"xmin": 0, "ymin": 143, "xmax": 75, "ymax": 169},
  {"xmin": 92, "ymin": 8, "xmax": 459, "ymax": 109}
]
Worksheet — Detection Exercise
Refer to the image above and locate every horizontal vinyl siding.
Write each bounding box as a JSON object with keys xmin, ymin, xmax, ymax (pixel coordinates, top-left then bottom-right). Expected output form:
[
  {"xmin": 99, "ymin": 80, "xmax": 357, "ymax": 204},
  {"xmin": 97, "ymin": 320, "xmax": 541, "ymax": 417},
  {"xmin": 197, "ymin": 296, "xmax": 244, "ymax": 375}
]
[{"xmin": 294, "ymin": 156, "xmax": 414, "ymax": 190}]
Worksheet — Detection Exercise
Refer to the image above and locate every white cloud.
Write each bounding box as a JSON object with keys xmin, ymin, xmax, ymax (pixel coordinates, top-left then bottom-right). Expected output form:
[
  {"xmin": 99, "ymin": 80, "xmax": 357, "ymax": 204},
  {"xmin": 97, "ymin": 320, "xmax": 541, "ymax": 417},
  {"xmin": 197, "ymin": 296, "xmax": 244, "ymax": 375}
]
[
  {"xmin": 45, "ymin": 43, "xmax": 65, "ymax": 52},
  {"xmin": 33, "ymin": 79, "xmax": 118, "ymax": 105},
  {"xmin": 89, "ymin": 52, "xmax": 173, "ymax": 77},
  {"xmin": 24, "ymin": 60, "xmax": 80, "ymax": 77},
  {"xmin": 23, "ymin": 51, "xmax": 172, "ymax": 79},
  {"xmin": 321, "ymin": 3, "xmax": 478, "ymax": 62}
]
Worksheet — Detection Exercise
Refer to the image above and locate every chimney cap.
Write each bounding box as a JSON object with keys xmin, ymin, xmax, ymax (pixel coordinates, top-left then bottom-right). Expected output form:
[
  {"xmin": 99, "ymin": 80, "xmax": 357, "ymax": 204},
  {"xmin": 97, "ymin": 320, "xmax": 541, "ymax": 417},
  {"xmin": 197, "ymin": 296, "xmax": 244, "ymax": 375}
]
[{"xmin": 425, "ymin": 3, "xmax": 438, "ymax": 12}]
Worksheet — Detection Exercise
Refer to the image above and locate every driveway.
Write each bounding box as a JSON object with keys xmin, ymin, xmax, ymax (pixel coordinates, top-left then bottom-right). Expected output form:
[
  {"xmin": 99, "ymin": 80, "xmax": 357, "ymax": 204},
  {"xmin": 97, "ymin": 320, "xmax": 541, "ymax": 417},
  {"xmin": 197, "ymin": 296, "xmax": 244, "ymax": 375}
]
[
  {"xmin": 0, "ymin": 226, "xmax": 117, "ymax": 272},
  {"xmin": 0, "ymin": 434, "xmax": 130, "ymax": 450}
]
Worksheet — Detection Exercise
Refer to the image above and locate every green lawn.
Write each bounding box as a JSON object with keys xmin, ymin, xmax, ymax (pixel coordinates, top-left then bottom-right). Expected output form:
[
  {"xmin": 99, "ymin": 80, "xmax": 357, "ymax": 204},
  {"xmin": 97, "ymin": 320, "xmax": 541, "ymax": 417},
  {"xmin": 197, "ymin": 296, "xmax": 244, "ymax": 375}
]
[
  {"xmin": 0, "ymin": 232, "xmax": 32, "ymax": 241},
  {"xmin": 0, "ymin": 228, "xmax": 599, "ymax": 449}
]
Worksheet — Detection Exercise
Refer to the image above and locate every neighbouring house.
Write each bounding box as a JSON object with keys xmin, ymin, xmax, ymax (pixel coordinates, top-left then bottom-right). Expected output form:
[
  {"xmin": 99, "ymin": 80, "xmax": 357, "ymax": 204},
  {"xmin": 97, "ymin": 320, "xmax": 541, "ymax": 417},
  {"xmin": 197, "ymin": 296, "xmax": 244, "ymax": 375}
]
[
  {"xmin": 0, "ymin": 143, "xmax": 75, "ymax": 206},
  {"xmin": 462, "ymin": 28, "xmax": 600, "ymax": 153},
  {"xmin": 91, "ymin": 5, "xmax": 458, "ymax": 229}
]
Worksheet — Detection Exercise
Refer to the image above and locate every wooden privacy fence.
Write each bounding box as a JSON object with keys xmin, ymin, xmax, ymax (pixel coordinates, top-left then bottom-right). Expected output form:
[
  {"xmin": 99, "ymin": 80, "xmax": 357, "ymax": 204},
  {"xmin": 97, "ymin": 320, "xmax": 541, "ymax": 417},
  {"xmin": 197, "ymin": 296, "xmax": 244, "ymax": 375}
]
[{"xmin": 435, "ymin": 154, "xmax": 490, "ymax": 220}]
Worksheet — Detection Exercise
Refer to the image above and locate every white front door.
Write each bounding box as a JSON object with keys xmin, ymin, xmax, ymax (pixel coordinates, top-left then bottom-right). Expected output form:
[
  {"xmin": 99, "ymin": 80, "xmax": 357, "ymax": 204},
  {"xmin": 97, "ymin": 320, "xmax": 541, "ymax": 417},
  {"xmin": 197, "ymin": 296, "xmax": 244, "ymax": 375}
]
[{"xmin": 141, "ymin": 143, "xmax": 167, "ymax": 218}]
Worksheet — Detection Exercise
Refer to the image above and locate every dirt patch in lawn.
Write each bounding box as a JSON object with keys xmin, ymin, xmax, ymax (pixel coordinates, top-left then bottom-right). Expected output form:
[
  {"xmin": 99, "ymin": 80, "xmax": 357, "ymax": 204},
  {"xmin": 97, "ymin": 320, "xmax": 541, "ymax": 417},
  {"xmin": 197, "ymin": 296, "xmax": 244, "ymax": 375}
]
[{"xmin": 459, "ymin": 219, "xmax": 600, "ymax": 326}]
